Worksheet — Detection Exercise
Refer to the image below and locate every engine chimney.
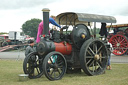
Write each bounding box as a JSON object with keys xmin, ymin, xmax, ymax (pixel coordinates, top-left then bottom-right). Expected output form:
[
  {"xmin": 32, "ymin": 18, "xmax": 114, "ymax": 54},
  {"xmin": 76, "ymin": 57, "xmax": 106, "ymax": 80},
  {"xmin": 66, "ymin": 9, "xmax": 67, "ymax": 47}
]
[{"xmin": 42, "ymin": 8, "xmax": 50, "ymax": 39}]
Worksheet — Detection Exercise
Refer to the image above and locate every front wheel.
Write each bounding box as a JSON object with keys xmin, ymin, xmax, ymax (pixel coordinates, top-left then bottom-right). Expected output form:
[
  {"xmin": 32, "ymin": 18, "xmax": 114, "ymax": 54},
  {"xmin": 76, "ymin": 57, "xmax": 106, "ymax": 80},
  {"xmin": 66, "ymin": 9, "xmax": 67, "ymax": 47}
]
[
  {"xmin": 43, "ymin": 51, "xmax": 67, "ymax": 81},
  {"xmin": 23, "ymin": 52, "xmax": 44, "ymax": 79}
]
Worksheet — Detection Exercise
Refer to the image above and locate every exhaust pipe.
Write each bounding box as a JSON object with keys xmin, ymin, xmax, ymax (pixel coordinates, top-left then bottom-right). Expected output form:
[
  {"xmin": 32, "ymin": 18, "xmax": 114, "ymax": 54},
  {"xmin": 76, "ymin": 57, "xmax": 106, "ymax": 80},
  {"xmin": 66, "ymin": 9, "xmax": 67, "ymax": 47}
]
[{"xmin": 42, "ymin": 8, "xmax": 50, "ymax": 39}]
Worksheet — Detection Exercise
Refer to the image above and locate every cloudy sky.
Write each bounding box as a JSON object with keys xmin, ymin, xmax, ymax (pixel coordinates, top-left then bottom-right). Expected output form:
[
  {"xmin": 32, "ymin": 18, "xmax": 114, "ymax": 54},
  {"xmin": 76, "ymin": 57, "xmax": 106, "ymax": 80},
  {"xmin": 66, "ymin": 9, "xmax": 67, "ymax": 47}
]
[{"xmin": 0, "ymin": 0, "xmax": 128, "ymax": 32}]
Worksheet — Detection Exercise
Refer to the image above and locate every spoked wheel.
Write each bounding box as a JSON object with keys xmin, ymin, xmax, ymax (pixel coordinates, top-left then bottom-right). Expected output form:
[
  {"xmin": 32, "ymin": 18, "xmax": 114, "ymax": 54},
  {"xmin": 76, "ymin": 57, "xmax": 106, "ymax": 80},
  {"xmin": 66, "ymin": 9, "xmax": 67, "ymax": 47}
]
[
  {"xmin": 109, "ymin": 34, "xmax": 128, "ymax": 55},
  {"xmin": 23, "ymin": 52, "xmax": 44, "ymax": 79},
  {"xmin": 43, "ymin": 51, "xmax": 67, "ymax": 81},
  {"xmin": 125, "ymin": 28, "xmax": 128, "ymax": 37},
  {"xmin": 80, "ymin": 39, "xmax": 108, "ymax": 76},
  {"xmin": 2, "ymin": 41, "xmax": 8, "ymax": 47}
]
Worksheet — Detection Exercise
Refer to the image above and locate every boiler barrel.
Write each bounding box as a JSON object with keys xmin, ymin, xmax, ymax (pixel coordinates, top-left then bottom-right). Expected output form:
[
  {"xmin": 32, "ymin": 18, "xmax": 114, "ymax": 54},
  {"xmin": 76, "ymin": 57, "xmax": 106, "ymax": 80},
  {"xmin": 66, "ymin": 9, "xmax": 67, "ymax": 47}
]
[
  {"xmin": 54, "ymin": 42, "xmax": 72, "ymax": 55},
  {"xmin": 37, "ymin": 41, "xmax": 72, "ymax": 55}
]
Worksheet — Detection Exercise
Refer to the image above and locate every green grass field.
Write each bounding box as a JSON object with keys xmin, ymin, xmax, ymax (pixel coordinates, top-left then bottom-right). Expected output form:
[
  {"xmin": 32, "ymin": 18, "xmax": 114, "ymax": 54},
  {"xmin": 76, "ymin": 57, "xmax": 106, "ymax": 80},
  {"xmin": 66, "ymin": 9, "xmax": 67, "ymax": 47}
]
[{"xmin": 0, "ymin": 60, "xmax": 128, "ymax": 85}]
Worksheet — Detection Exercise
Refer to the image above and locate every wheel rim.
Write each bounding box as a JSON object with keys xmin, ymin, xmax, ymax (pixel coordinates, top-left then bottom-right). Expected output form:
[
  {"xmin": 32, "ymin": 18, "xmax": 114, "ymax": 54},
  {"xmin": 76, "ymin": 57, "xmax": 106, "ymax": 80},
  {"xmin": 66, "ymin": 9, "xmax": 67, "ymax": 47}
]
[
  {"xmin": 43, "ymin": 52, "xmax": 67, "ymax": 81},
  {"xmin": 109, "ymin": 34, "xmax": 128, "ymax": 55},
  {"xmin": 23, "ymin": 52, "xmax": 43, "ymax": 79},
  {"xmin": 2, "ymin": 42, "xmax": 8, "ymax": 47},
  {"xmin": 125, "ymin": 28, "xmax": 128, "ymax": 33},
  {"xmin": 80, "ymin": 39, "xmax": 108, "ymax": 75},
  {"xmin": 125, "ymin": 28, "xmax": 128, "ymax": 37}
]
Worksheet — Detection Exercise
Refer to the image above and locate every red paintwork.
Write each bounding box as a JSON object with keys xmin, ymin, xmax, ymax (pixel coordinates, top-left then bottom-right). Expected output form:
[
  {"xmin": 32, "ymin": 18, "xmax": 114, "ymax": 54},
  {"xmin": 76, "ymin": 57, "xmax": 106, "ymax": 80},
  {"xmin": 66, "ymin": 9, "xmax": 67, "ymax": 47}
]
[
  {"xmin": 54, "ymin": 42, "xmax": 72, "ymax": 55},
  {"xmin": 109, "ymin": 34, "xmax": 128, "ymax": 55},
  {"xmin": 0, "ymin": 34, "xmax": 8, "ymax": 39}
]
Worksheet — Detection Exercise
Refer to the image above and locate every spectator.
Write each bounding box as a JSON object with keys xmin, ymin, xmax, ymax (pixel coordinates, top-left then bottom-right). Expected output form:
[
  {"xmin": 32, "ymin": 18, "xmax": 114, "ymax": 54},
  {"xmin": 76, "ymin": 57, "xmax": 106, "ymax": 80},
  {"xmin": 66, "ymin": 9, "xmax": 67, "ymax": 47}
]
[{"xmin": 107, "ymin": 42, "xmax": 113, "ymax": 70}]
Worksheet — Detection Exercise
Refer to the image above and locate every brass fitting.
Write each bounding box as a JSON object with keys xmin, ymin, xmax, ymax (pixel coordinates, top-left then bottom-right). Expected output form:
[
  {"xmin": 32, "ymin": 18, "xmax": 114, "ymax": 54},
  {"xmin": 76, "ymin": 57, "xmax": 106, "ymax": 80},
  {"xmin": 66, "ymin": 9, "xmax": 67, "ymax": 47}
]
[{"xmin": 81, "ymin": 34, "xmax": 86, "ymax": 39}]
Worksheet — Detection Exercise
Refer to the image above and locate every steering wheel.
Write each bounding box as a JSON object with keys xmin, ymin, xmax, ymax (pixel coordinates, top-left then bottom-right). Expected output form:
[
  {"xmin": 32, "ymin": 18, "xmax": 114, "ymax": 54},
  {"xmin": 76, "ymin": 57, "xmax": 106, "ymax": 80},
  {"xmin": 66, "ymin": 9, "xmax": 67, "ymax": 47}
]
[
  {"xmin": 60, "ymin": 26, "xmax": 68, "ymax": 34},
  {"xmin": 62, "ymin": 26, "xmax": 68, "ymax": 30}
]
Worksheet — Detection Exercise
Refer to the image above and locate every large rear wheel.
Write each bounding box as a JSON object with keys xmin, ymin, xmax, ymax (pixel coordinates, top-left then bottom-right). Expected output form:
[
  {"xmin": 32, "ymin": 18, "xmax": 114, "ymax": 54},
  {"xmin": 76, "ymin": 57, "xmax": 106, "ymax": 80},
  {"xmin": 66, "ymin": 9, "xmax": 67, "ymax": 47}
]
[
  {"xmin": 80, "ymin": 39, "xmax": 108, "ymax": 76},
  {"xmin": 109, "ymin": 34, "xmax": 128, "ymax": 55}
]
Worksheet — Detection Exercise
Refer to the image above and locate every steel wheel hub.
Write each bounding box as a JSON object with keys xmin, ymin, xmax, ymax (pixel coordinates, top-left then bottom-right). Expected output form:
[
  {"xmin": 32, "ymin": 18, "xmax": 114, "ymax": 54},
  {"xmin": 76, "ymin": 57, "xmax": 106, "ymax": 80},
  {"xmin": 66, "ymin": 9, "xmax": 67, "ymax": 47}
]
[
  {"xmin": 94, "ymin": 54, "xmax": 100, "ymax": 60},
  {"xmin": 116, "ymin": 43, "xmax": 120, "ymax": 47}
]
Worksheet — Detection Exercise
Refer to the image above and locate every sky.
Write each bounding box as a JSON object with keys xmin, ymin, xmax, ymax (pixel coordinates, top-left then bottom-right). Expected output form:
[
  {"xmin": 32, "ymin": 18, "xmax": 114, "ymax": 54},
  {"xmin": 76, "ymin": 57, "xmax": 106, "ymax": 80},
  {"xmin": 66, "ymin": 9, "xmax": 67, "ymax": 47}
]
[{"xmin": 0, "ymin": 0, "xmax": 128, "ymax": 33}]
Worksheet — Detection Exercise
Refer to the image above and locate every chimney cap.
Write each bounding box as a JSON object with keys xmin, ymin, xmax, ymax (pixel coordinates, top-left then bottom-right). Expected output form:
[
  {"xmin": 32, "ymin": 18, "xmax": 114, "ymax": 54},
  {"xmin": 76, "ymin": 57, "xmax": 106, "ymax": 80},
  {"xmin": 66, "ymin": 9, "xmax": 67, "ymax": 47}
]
[{"xmin": 42, "ymin": 8, "xmax": 50, "ymax": 12}]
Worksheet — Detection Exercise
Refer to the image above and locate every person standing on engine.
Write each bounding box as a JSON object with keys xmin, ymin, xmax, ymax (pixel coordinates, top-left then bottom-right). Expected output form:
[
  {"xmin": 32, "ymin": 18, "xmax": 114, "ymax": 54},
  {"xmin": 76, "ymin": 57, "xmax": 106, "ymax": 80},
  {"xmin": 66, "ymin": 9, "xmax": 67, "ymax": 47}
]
[{"xmin": 36, "ymin": 15, "xmax": 61, "ymax": 43}]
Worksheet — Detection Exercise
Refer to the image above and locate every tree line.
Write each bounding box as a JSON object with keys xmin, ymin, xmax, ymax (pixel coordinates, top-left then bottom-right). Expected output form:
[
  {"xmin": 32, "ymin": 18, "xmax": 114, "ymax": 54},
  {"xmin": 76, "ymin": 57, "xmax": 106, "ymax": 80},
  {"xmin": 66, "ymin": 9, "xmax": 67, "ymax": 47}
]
[
  {"xmin": 0, "ymin": 19, "xmax": 102, "ymax": 40},
  {"xmin": 21, "ymin": 18, "xmax": 42, "ymax": 39}
]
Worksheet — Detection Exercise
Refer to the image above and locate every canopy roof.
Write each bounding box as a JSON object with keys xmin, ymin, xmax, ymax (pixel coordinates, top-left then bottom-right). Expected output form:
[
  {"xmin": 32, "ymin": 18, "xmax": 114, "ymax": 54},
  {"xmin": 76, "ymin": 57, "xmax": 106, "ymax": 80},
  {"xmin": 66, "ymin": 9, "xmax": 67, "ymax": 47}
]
[
  {"xmin": 106, "ymin": 23, "xmax": 128, "ymax": 28},
  {"xmin": 55, "ymin": 12, "xmax": 116, "ymax": 25}
]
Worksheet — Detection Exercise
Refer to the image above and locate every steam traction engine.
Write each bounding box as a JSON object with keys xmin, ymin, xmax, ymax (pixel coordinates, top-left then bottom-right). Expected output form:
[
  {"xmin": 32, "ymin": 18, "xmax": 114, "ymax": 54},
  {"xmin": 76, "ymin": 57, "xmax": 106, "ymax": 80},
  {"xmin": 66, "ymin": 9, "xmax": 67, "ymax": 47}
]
[
  {"xmin": 23, "ymin": 8, "xmax": 116, "ymax": 80},
  {"xmin": 107, "ymin": 24, "xmax": 128, "ymax": 55}
]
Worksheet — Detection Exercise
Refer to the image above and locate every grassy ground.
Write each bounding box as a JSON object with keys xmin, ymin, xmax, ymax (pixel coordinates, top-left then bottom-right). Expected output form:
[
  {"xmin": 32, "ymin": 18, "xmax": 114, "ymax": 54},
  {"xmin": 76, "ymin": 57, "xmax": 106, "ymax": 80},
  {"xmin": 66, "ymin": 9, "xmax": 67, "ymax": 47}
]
[{"xmin": 0, "ymin": 60, "xmax": 128, "ymax": 85}]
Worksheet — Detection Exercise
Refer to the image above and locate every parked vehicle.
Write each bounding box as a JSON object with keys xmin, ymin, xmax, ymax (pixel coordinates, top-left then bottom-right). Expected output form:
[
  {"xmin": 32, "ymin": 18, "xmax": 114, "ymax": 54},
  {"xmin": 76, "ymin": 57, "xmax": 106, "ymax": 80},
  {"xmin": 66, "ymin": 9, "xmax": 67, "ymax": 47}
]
[
  {"xmin": 23, "ymin": 8, "xmax": 116, "ymax": 80},
  {"xmin": 0, "ymin": 34, "xmax": 9, "ymax": 47},
  {"xmin": 1, "ymin": 31, "xmax": 25, "ymax": 47},
  {"xmin": 107, "ymin": 24, "xmax": 128, "ymax": 55}
]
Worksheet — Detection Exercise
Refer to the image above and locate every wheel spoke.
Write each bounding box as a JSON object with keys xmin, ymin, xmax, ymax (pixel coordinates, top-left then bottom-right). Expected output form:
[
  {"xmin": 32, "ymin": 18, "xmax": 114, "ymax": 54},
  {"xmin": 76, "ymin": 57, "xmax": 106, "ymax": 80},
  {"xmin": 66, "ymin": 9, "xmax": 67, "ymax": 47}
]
[
  {"xmin": 118, "ymin": 36, "xmax": 121, "ymax": 42},
  {"xmin": 101, "ymin": 56, "xmax": 106, "ymax": 59},
  {"xmin": 57, "ymin": 68, "xmax": 61, "ymax": 74},
  {"xmin": 119, "ymin": 38, "xmax": 125, "ymax": 44},
  {"xmin": 50, "ymin": 69, "xmax": 54, "ymax": 76},
  {"xmin": 54, "ymin": 70, "xmax": 56, "ymax": 78},
  {"xmin": 121, "ymin": 43, "xmax": 128, "ymax": 47},
  {"xmin": 29, "ymin": 68, "xmax": 34, "ymax": 74},
  {"xmin": 87, "ymin": 50, "xmax": 94, "ymax": 56},
  {"xmin": 113, "ymin": 38, "xmax": 118, "ymax": 43},
  {"xmin": 95, "ymin": 64, "xmax": 97, "ymax": 72},
  {"xmin": 58, "ymin": 62, "xmax": 64, "ymax": 68},
  {"xmin": 86, "ymin": 56, "xmax": 93, "ymax": 58},
  {"xmin": 97, "ymin": 45, "xmax": 103, "ymax": 54},
  {"xmin": 36, "ymin": 67, "xmax": 40, "ymax": 74},
  {"xmin": 49, "ymin": 57, "xmax": 54, "ymax": 64},
  {"xmin": 112, "ymin": 44, "xmax": 116, "ymax": 47},
  {"xmin": 92, "ymin": 62, "xmax": 94, "ymax": 73},
  {"xmin": 57, "ymin": 61, "xmax": 63, "ymax": 66},
  {"xmin": 89, "ymin": 60, "xmax": 94, "ymax": 67},
  {"xmin": 86, "ymin": 59, "xmax": 93, "ymax": 65},
  {"xmin": 121, "ymin": 49, "xmax": 124, "ymax": 53},
  {"xmin": 116, "ymin": 36, "xmax": 120, "ymax": 42},
  {"xmin": 95, "ymin": 43, "xmax": 98, "ymax": 54},
  {"xmin": 97, "ymin": 61, "xmax": 102, "ymax": 70},
  {"xmin": 88, "ymin": 47, "xmax": 95, "ymax": 55},
  {"xmin": 94, "ymin": 61, "xmax": 98, "ymax": 71}
]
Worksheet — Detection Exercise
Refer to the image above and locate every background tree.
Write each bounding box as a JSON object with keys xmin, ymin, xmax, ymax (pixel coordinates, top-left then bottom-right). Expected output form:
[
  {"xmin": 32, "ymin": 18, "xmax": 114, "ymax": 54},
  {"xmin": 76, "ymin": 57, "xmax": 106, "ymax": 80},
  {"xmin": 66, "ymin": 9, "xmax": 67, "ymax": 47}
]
[
  {"xmin": 0, "ymin": 32, "xmax": 8, "ymax": 35},
  {"xmin": 21, "ymin": 18, "xmax": 42, "ymax": 39}
]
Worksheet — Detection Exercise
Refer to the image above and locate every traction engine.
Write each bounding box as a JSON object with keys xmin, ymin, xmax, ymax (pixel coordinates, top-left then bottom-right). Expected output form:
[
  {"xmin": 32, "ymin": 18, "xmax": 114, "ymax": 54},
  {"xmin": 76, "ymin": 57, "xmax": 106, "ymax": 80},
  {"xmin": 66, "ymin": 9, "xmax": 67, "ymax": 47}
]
[
  {"xmin": 23, "ymin": 8, "xmax": 110, "ymax": 81},
  {"xmin": 107, "ymin": 24, "xmax": 128, "ymax": 55}
]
